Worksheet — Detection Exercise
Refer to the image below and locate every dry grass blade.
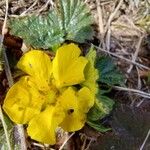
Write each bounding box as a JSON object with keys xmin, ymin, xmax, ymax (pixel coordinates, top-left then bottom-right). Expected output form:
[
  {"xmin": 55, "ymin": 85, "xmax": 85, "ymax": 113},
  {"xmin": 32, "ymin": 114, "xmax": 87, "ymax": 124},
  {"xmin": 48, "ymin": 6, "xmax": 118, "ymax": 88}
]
[
  {"xmin": 59, "ymin": 132, "xmax": 75, "ymax": 150},
  {"xmin": 96, "ymin": 0, "xmax": 104, "ymax": 39},
  {"xmin": 0, "ymin": 0, "xmax": 12, "ymax": 149},
  {"xmin": 20, "ymin": 0, "xmax": 38, "ymax": 16},
  {"xmin": 94, "ymin": 44, "xmax": 150, "ymax": 71},
  {"xmin": 127, "ymin": 36, "xmax": 144, "ymax": 73},
  {"xmin": 113, "ymin": 86, "xmax": 150, "ymax": 99},
  {"xmin": 105, "ymin": 0, "xmax": 124, "ymax": 50},
  {"xmin": 139, "ymin": 129, "xmax": 150, "ymax": 150}
]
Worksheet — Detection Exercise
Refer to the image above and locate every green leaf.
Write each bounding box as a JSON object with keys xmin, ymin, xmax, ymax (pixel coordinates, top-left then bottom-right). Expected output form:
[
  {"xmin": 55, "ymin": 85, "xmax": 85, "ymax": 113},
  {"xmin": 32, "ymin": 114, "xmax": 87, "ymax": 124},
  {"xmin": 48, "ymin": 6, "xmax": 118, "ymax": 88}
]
[
  {"xmin": 87, "ymin": 94, "xmax": 114, "ymax": 121},
  {"xmin": 0, "ymin": 114, "xmax": 20, "ymax": 150},
  {"xmin": 87, "ymin": 120, "xmax": 111, "ymax": 132},
  {"xmin": 96, "ymin": 56, "xmax": 125, "ymax": 86},
  {"xmin": 60, "ymin": 0, "xmax": 93, "ymax": 42},
  {"xmin": 9, "ymin": 0, "xmax": 93, "ymax": 49},
  {"xmin": 9, "ymin": 11, "xmax": 64, "ymax": 49}
]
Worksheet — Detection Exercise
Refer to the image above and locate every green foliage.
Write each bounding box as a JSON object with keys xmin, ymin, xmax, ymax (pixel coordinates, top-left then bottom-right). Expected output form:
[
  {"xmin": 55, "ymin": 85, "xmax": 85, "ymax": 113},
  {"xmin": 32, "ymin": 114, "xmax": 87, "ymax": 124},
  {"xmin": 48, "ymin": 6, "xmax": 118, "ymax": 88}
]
[
  {"xmin": 9, "ymin": 12, "xmax": 64, "ymax": 49},
  {"xmin": 0, "ymin": 114, "xmax": 20, "ymax": 150},
  {"xmin": 96, "ymin": 56, "xmax": 125, "ymax": 86},
  {"xmin": 87, "ymin": 54, "xmax": 124, "ymax": 132},
  {"xmin": 87, "ymin": 120, "xmax": 111, "ymax": 132},
  {"xmin": 87, "ymin": 94, "xmax": 114, "ymax": 121},
  {"xmin": 9, "ymin": 0, "xmax": 93, "ymax": 50},
  {"xmin": 87, "ymin": 92, "xmax": 114, "ymax": 132},
  {"xmin": 59, "ymin": 0, "xmax": 93, "ymax": 43}
]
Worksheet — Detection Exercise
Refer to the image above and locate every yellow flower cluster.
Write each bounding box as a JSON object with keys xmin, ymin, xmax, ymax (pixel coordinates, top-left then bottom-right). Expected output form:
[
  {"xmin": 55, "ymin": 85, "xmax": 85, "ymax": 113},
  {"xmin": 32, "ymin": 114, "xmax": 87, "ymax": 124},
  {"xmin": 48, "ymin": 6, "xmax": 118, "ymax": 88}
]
[{"xmin": 3, "ymin": 43, "xmax": 98, "ymax": 144}]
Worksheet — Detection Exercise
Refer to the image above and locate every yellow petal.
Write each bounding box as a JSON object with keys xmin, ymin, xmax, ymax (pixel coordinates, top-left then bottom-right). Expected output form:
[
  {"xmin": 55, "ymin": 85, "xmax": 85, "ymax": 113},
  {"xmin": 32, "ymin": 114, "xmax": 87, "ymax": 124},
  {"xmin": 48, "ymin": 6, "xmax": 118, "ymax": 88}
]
[
  {"xmin": 17, "ymin": 50, "xmax": 52, "ymax": 90},
  {"xmin": 53, "ymin": 43, "xmax": 88, "ymax": 87},
  {"xmin": 27, "ymin": 105, "xmax": 65, "ymax": 144},
  {"xmin": 77, "ymin": 87, "xmax": 95, "ymax": 113},
  {"xmin": 57, "ymin": 87, "xmax": 86, "ymax": 132},
  {"xmin": 60, "ymin": 110, "xmax": 86, "ymax": 132},
  {"xmin": 3, "ymin": 76, "xmax": 45, "ymax": 124},
  {"xmin": 81, "ymin": 48, "xmax": 99, "ymax": 95}
]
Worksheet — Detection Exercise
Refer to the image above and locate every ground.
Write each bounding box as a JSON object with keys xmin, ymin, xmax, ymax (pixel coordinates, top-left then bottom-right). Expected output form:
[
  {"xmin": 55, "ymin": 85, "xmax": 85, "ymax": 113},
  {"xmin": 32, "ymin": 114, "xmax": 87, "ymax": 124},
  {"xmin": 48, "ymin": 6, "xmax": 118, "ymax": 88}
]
[{"xmin": 0, "ymin": 0, "xmax": 150, "ymax": 150}]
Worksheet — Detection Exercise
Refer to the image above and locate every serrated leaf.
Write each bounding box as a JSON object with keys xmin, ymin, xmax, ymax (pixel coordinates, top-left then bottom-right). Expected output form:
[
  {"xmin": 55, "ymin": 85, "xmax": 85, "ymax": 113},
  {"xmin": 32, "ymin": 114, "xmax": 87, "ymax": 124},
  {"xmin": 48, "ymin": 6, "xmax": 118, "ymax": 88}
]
[
  {"xmin": 87, "ymin": 120, "xmax": 111, "ymax": 132},
  {"xmin": 59, "ymin": 0, "xmax": 93, "ymax": 42},
  {"xmin": 87, "ymin": 94, "xmax": 114, "ymax": 121},
  {"xmin": 96, "ymin": 56, "xmax": 125, "ymax": 86},
  {"xmin": 9, "ymin": 0, "xmax": 93, "ymax": 49},
  {"xmin": 9, "ymin": 11, "xmax": 64, "ymax": 49}
]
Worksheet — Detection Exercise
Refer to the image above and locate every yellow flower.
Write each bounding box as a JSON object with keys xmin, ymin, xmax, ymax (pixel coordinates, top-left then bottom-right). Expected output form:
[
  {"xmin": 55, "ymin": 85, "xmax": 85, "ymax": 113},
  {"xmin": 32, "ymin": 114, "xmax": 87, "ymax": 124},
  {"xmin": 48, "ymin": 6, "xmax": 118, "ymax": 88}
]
[
  {"xmin": 57, "ymin": 87, "xmax": 94, "ymax": 132},
  {"xmin": 53, "ymin": 44, "xmax": 88, "ymax": 87},
  {"xmin": 3, "ymin": 43, "xmax": 98, "ymax": 144}
]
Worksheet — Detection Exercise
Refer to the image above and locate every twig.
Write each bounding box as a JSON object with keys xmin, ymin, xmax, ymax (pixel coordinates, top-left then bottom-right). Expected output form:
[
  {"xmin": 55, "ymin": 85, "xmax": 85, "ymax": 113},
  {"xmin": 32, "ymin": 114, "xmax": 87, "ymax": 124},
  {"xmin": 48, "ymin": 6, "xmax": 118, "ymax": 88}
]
[
  {"xmin": 139, "ymin": 129, "xmax": 150, "ymax": 150},
  {"xmin": 3, "ymin": 48, "xmax": 14, "ymax": 86},
  {"xmin": 81, "ymin": 137, "xmax": 87, "ymax": 150},
  {"xmin": 127, "ymin": 36, "xmax": 144, "ymax": 73},
  {"xmin": 113, "ymin": 86, "xmax": 150, "ymax": 99},
  {"xmin": 0, "ymin": 0, "xmax": 13, "ymax": 7},
  {"xmin": 105, "ymin": 28, "xmax": 111, "ymax": 51},
  {"xmin": 37, "ymin": 0, "xmax": 54, "ymax": 13},
  {"xmin": 32, "ymin": 142, "xmax": 45, "ymax": 148},
  {"xmin": 105, "ymin": 0, "xmax": 124, "ymax": 31},
  {"xmin": 59, "ymin": 132, "xmax": 75, "ymax": 150},
  {"xmin": 0, "ymin": 0, "xmax": 12, "ymax": 149},
  {"xmin": 96, "ymin": 0, "xmax": 104, "ymax": 38},
  {"xmin": 105, "ymin": 0, "xmax": 124, "ymax": 50},
  {"xmin": 17, "ymin": 124, "xmax": 27, "ymax": 150},
  {"xmin": 96, "ymin": 0, "xmax": 105, "ymax": 48},
  {"xmin": 85, "ymin": 139, "xmax": 93, "ymax": 150},
  {"xmin": 20, "ymin": 0, "xmax": 38, "ymax": 16},
  {"xmin": 93, "ymin": 44, "xmax": 150, "ymax": 71}
]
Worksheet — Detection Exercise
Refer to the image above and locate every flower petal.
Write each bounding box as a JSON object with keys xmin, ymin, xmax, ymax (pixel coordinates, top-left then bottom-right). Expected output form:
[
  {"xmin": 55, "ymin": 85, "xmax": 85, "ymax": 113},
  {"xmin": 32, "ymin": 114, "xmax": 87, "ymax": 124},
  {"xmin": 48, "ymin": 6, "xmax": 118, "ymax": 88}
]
[
  {"xmin": 3, "ymin": 76, "xmax": 45, "ymax": 124},
  {"xmin": 27, "ymin": 105, "xmax": 65, "ymax": 144},
  {"xmin": 17, "ymin": 50, "xmax": 52, "ymax": 90},
  {"xmin": 57, "ymin": 87, "xmax": 86, "ymax": 131},
  {"xmin": 53, "ymin": 43, "xmax": 88, "ymax": 87},
  {"xmin": 81, "ymin": 48, "xmax": 99, "ymax": 95},
  {"xmin": 60, "ymin": 110, "xmax": 86, "ymax": 132},
  {"xmin": 77, "ymin": 87, "xmax": 95, "ymax": 113}
]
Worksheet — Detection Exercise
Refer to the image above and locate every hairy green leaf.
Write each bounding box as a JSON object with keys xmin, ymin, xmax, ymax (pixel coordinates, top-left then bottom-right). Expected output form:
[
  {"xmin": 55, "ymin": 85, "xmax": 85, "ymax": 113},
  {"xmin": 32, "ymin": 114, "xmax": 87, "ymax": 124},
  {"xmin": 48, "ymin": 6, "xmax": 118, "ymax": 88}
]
[
  {"xmin": 96, "ymin": 56, "xmax": 125, "ymax": 86},
  {"xmin": 9, "ymin": 11, "xmax": 64, "ymax": 49},
  {"xmin": 9, "ymin": 0, "xmax": 93, "ymax": 49},
  {"xmin": 87, "ymin": 120, "xmax": 111, "ymax": 132},
  {"xmin": 87, "ymin": 94, "xmax": 114, "ymax": 121},
  {"xmin": 59, "ymin": 0, "xmax": 93, "ymax": 42}
]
